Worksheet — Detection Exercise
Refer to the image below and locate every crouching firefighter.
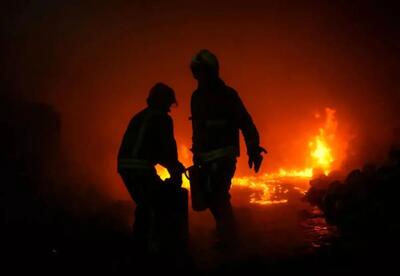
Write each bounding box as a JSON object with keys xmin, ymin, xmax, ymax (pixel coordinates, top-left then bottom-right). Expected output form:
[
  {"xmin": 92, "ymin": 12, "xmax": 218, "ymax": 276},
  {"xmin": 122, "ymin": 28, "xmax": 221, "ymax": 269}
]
[
  {"xmin": 117, "ymin": 83, "xmax": 187, "ymax": 254},
  {"xmin": 189, "ymin": 49, "xmax": 267, "ymax": 249}
]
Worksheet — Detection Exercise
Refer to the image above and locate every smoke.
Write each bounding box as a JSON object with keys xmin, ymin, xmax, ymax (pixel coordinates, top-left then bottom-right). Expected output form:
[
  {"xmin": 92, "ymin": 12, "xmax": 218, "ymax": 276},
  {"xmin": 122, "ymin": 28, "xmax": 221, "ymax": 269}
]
[{"xmin": 1, "ymin": 0, "xmax": 399, "ymax": 202}]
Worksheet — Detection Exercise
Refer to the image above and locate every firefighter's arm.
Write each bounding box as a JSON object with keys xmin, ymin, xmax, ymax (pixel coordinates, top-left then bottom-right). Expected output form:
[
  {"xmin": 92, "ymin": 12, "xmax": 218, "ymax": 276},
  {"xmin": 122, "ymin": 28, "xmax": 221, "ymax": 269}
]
[
  {"xmin": 233, "ymin": 91, "xmax": 267, "ymax": 173},
  {"xmin": 159, "ymin": 116, "xmax": 185, "ymax": 186}
]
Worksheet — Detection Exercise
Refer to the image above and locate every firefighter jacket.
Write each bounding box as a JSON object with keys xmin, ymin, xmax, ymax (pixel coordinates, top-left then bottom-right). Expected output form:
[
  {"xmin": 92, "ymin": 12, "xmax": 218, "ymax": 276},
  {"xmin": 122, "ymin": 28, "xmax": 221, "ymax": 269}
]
[
  {"xmin": 118, "ymin": 107, "xmax": 180, "ymax": 175},
  {"xmin": 190, "ymin": 78, "xmax": 260, "ymax": 162}
]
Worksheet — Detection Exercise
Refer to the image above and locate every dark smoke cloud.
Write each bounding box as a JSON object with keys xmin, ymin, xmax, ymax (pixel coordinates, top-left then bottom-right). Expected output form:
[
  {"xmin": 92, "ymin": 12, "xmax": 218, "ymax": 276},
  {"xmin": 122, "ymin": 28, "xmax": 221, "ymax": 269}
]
[{"xmin": 1, "ymin": 0, "xmax": 399, "ymax": 200}]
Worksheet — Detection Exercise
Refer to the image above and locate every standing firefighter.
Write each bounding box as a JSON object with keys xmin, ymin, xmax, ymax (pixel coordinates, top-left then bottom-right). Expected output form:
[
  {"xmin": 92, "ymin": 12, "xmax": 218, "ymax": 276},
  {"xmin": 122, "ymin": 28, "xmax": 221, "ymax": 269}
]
[
  {"xmin": 189, "ymin": 50, "xmax": 267, "ymax": 248},
  {"xmin": 117, "ymin": 83, "xmax": 186, "ymax": 254}
]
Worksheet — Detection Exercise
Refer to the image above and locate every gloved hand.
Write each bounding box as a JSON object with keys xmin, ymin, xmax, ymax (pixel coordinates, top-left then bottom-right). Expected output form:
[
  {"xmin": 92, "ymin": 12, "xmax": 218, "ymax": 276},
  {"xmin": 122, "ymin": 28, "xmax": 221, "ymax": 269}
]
[
  {"xmin": 167, "ymin": 162, "xmax": 185, "ymax": 187},
  {"xmin": 248, "ymin": 146, "xmax": 267, "ymax": 173},
  {"xmin": 164, "ymin": 177, "xmax": 182, "ymax": 187}
]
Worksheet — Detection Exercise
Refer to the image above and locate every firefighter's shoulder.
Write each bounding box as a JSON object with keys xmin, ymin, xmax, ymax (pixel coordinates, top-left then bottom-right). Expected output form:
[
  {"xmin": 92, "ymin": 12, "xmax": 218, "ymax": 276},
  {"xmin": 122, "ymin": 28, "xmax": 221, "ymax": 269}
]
[
  {"xmin": 220, "ymin": 84, "xmax": 238, "ymax": 96},
  {"xmin": 221, "ymin": 85, "xmax": 242, "ymax": 102},
  {"xmin": 126, "ymin": 109, "xmax": 145, "ymax": 128},
  {"xmin": 130, "ymin": 108, "xmax": 147, "ymax": 121},
  {"xmin": 191, "ymin": 88, "xmax": 201, "ymax": 101}
]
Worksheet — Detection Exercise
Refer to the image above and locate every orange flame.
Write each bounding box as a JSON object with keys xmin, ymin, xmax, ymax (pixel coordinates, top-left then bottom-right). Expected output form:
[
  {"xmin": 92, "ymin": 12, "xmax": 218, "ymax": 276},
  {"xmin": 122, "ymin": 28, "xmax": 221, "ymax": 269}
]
[
  {"xmin": 308, "ymin": 108, "xmax": 337, "ymax": 175},
  {"xmin": 236, "ymin": 107, "xmax": 340, "ymax": 205}
]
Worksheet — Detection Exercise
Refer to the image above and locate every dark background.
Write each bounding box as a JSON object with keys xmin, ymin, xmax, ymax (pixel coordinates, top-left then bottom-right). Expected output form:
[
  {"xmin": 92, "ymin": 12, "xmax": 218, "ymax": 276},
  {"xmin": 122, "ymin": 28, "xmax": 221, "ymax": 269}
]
[{"xmin": 1, "ymin": 0, "xmax": 399, "ymax": 201}]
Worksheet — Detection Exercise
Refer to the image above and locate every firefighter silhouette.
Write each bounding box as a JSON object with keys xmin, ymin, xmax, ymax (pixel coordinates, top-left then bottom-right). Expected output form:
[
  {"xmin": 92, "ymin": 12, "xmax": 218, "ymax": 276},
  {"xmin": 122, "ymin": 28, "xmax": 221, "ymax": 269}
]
[
  {"xmin": 117, "ymin": 83, "xmax": 186, "ymax": 254},
  {"xmin": 189, "ymin": 49, "xmax": 267, "ymax": 249}
]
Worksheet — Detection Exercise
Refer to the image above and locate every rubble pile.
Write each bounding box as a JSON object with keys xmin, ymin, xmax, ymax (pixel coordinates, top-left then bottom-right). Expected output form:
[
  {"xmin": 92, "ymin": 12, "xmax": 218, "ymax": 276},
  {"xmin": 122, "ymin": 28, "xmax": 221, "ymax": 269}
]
[{"xmin": 305, "ymin": 150, "xmax": 400, "ymax": 231}]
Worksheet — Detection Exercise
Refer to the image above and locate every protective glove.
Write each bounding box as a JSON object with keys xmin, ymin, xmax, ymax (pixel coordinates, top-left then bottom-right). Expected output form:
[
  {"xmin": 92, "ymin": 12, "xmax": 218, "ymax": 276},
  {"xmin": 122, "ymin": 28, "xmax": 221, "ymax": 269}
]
[
  {"xmin": 248, "ymin": 146, "xmax": 267, "ymax": 173},
  {"xmin": 164, "ymin": 177, "xmax": 182, "ymax": 187},
  {"xmin": 168, "ymin": 161, "xmax": 185, "ymax": 187}
]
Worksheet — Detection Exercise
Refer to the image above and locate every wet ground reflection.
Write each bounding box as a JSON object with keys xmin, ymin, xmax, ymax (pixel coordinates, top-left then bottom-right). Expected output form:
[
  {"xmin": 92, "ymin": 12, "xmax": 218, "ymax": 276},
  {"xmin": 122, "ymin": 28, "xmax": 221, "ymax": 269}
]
[
  {"xmin": 299, "ymin": 207, "xmax": 339, "ymax": 250},
  {"xmin": 230, "ymin": 181, "xmax": 339, "ymax": 254}
]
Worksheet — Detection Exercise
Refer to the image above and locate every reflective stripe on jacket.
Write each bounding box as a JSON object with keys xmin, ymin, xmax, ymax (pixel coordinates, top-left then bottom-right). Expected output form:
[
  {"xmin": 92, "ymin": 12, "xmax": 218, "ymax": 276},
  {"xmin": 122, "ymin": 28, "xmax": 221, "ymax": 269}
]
[
  {"xmin": 118, "ymin": 158, "xmax": 154, "ymax": 170},
  {"xmin": 197, "ymin": 146, "xmax": 238, "ymax": 163}
]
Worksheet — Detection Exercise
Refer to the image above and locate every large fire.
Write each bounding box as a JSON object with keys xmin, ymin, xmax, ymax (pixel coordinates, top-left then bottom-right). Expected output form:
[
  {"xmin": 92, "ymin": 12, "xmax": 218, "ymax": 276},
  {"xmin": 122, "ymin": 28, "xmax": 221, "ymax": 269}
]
[
  {"xmin": 309, "ymin": 108, "xmax": 337, "ymax": 174},
  {"xmin": 157, "ymin": 108, "xmax": 343, "ymax": 205}
]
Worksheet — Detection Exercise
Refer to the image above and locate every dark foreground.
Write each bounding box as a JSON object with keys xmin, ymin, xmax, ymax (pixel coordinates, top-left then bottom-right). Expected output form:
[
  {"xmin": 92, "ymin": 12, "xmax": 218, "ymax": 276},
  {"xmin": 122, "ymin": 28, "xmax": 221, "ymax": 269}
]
[{"xmin": 2, "ymin": 184, "xmax": 400, "ymax": 275}]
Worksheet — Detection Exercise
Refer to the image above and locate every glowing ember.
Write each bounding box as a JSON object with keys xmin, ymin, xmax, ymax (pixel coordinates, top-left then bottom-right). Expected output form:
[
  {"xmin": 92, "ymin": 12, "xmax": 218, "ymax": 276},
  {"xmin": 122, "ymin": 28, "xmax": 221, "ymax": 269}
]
[
  {"xmin": 156, "ymin": 107, "xmax": 343, "ymax": 206},
  {"xmin": 232, "ymin": 172, "xmax": 309, "ymax": 205},
  {"xmin": 233, "ymin": 176, "xmax": 289, "ymax": 205}
]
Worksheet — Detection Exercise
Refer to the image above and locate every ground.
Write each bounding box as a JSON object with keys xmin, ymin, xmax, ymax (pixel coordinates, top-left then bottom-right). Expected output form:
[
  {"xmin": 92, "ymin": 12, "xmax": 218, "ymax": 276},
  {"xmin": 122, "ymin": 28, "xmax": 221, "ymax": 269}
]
[{"xmin": 2, "ymin": 183, "xmax": 399, "ymax": 275}]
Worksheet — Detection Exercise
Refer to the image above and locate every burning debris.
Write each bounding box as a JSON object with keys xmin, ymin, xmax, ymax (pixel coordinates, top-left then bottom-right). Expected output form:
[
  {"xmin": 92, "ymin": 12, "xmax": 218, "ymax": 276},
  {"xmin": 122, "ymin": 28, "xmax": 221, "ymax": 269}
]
[
  {"xmin": 305, "ymin": 149, "xmax": 400, "ymax": 231},
  {"xmin": 231, "ymin": 107, "xmax": 348, "ymax": 205}
]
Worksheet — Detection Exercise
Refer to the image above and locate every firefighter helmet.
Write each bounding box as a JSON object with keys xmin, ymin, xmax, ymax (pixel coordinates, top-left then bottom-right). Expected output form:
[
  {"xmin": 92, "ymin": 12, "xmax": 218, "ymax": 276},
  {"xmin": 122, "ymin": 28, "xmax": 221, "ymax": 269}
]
[
  {"xmin": 190, "ymin": 49, "xmax": 219, "ymax": 77},
  {"xmin": 147, "ymin": 82, "xmax": 177, "ymax": 108}
]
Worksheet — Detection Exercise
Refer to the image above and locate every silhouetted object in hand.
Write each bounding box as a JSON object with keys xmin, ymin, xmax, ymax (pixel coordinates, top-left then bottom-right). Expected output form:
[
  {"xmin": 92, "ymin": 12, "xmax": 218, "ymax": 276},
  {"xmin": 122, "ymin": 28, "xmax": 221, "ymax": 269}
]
[
  {"xmin": 189, "ymin": 49, "xmax": 266, "ymax": 249},
  {"xmin": 117, "ymin": 83, "xmax": 186, "ymax": 255}
]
